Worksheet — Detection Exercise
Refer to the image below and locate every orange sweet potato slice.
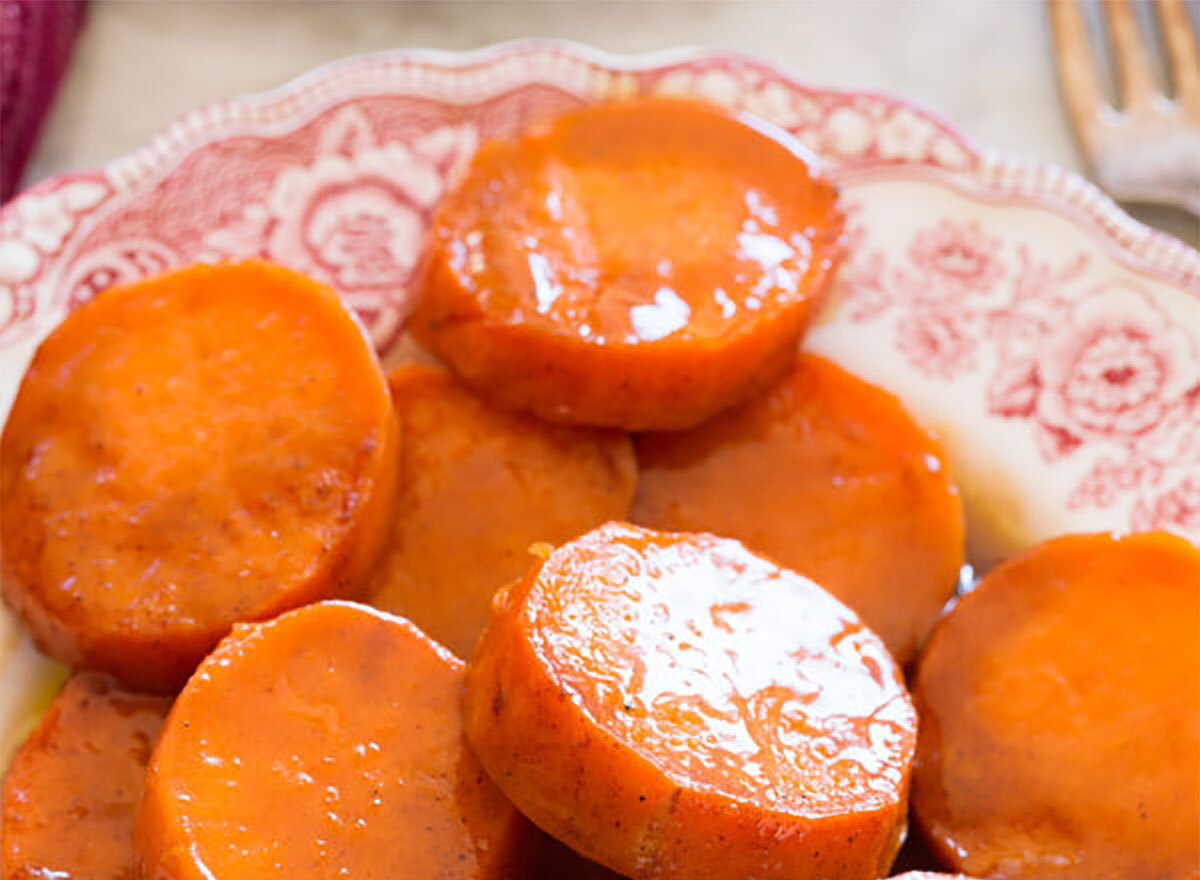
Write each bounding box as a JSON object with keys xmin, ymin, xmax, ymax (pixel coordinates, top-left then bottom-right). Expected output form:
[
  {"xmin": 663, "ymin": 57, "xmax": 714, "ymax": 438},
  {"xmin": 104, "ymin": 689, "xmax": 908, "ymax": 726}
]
[
  {"xmin": 366, "ymin": 363, "xmax": 636, "ymax": 657},
  {"xmin": 135, "ymin": 601, "xmax": 536, "ymax": 879},
  {"xmin": 633, "ymin": 352, "xmax": 964, "ymax": 665},
  {"xmin": 0, "ymin": 261, "xmax": 398, "ymax": 691},
  {"xmin": 912, "ymin": 531, "xmax": 1200, "ymax": 879},
  {"xmin": 1, "ymin": 672, "xmax": 171, "ymax": 878},
  {"xmin": 410, "ymin": 97, "xmax": 843, "ymax": 430},
  {"xmin": 463, "ymin": 522, "xmax": 917, "ymax": 880}
]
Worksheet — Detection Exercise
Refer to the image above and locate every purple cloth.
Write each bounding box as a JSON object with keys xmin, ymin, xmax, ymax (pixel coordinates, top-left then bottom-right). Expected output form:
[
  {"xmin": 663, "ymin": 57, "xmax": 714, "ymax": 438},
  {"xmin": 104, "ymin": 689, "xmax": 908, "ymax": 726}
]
[{"xmin": 1, "ymin": 0, "xmax": 87, "ymax": 202}]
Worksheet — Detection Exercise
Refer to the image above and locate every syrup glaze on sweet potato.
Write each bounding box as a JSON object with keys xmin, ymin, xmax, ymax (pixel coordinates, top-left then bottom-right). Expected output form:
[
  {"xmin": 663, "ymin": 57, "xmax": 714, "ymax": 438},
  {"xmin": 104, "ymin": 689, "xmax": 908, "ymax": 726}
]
[
  {"xmin": 634, "ymin": 353, "xmax": 965, "ymax": 665},
  {"xmin": 411, "ymin": 97, "xmax": 843, "ymax": 430},
  {"xmin": 913, "ymin": 531, "xmax": 1200, "ymax": 879},
  {"xmin": 366, "ymin": 363, "xmax": 635, "ymax": 657},
  {"xmin": 0, "ymin": 261, "xmax": 398, "ymax": 692},
  {"xmin": 1, "ymin": 672, "xmax": 171, "ymax": 879},
  {"xmin": 464, "ymin": 522, "xmax": 916, "ymax": 880},
  {"xmin": 136, "ymin": 601, "xmax": 536, "ymax": 879}
]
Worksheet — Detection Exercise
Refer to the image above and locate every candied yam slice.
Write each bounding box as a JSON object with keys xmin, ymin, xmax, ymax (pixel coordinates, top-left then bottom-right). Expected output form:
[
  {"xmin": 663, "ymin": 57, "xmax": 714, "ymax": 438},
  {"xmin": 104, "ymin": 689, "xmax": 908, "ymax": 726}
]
[
  {"xmin": 0, "ymin": 261, "xmax": 398, "ymax": 691},
  {"xmin": 135, "ymin": 601, "xmax": 535, "ymax": 879},
  {"xmin": 366, "ymin": 364, "xmax": 636, "ymax": 657},
  {"xmin": 633, "ymin": 353, "xmax": 965, "ymax": 665},
  {"xmin": 912, "ymin": 531, "xmax": 1200, "ymax": 879},
  {"xmin": 1, "ymin": 672, "xmax": 171, "ymax": 878},
  {"xmin": 463, "ymin": 522, "xmax": 917, "ymax": 880},
  {"xmin": 410, "ymin": 97, "xmax": 843, "ymax": 430}
]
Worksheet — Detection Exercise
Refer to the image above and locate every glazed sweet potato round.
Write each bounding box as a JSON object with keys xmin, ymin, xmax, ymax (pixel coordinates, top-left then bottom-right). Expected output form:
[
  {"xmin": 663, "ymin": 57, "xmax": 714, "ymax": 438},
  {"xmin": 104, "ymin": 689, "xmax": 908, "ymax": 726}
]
[
  {"xmin": 366, "ymin": 363, "xmax": 636, "ymax": 657},
  {"xmin": 633, "ymin": 353, "xmax": 964, "ymax": 665},
  {"xmin": 463, "ymin": 522, "xmax": 917, "ymax": 880},
  {"xmin": 0, "ymin": 261, "xmax": 398, "ymax": 691},
  {"xmin": 912, "ymin": 531, "xmax": 1200, "ymax": 879},
  {"xmin": 1, "ymin": 672, "xmax": 171, "ymax": 879},
  {"xmin": 135, "ymin": 601, "xmax": 536, "ymax": 879},
  {"xmin": 409, "ymin": 97, "xmax": 843, "ymax": 430}
]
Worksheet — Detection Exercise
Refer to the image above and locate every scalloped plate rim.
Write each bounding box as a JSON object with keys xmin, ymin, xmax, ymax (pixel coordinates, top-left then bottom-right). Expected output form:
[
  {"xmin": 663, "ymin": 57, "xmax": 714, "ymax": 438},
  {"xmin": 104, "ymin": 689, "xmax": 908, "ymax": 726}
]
[{"xmin": 5, "ymin": 38, "xmax": 1198, "ymax": 298}]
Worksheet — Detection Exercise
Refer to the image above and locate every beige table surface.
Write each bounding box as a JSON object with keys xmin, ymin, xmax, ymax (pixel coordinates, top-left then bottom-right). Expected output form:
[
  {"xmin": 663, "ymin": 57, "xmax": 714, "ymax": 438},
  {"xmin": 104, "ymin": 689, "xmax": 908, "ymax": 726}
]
[{"xmin": 23, "ymin": 0, "xmax": 1199, "ymax": 244}]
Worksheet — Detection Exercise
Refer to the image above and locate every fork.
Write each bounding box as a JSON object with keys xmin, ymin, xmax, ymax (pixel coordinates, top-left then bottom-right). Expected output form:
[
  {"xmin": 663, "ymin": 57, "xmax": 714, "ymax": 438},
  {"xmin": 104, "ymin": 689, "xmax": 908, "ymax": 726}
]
[{"xmin": 1049, "ymin": 0, "xmax": 1200, "ymax": 214}]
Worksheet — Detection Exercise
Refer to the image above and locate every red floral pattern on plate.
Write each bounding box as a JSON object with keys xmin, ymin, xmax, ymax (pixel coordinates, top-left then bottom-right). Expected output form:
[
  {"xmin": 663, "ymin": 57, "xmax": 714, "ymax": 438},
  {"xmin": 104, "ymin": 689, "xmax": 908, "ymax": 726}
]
[
  {"xmin": 908, "ymin": 220, "xmax": 1004, "ymax": 299},
  {"xmin": 193, "ymin": 106, "xmax": 477, "ymax": 349},
  {"xmin": 840, "ymin": 203, "xmax": 1199, "ymax": 530},
  {"xmin": 895, "ymin": 311, "xmax": 978, "ymax": 380},
  {"xmin": 1135, "ymin": 476, "xmax": 1200, "ymax": 533}
]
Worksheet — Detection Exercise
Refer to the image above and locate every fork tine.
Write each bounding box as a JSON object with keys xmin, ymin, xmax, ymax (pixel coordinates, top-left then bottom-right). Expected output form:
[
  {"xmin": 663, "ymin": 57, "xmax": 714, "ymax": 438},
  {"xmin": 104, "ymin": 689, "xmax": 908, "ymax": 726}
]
[
  {"xmin": 1156, "ymin": 0, "xmax": 1200, "ymax": 107},
  {"xmin": 1049, "ymin": 0, "xmax": 1110, "ymax": 151},
  {"xmin": 1103, "ymin": 0, "xmax": 1161, "ymax": 106}
]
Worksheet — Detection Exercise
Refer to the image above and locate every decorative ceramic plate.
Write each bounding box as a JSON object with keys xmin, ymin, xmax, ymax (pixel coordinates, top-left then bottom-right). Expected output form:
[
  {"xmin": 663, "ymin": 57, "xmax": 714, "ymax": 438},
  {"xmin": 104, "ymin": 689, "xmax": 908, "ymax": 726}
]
[{"xmin": 2, "ymin": 41, "xmax": 1198, "ymax": 764}]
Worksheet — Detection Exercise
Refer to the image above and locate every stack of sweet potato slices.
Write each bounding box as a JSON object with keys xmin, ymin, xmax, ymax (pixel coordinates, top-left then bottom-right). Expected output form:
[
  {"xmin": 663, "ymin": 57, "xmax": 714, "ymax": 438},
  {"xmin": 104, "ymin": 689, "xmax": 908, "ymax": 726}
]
[{"xmin": 1, "ymin": 98, "xmax": 1195, "ymax": 880}]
